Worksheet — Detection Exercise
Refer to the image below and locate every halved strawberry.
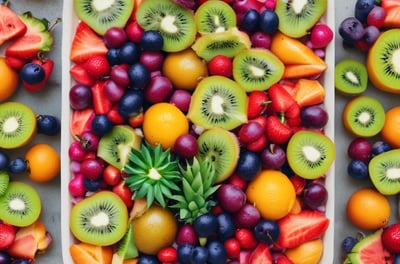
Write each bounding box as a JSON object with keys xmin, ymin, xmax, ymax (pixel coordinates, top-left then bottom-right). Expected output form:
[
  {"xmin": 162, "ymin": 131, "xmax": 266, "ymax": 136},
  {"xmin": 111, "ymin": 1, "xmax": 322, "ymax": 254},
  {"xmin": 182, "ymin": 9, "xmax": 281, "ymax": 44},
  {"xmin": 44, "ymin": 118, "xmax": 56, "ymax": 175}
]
[
  {"xmin": 265, "ymin": 115, "xmax": 292, "ymax": 145},
  {"xmin": 0, "ymin": 4, "xmax": 27, "ymax": 45},
  {"xmin": 248, "ymin": 243, "xmax": 272, "ymax": 264},
  {"xmin": 0, "ymin": 223, "xmax": 16, "ymax": 250},
  {"xmin": 91, "ymin": 81, "xmax": 113, "ymax": 115},
  {"xmin": 275, "ymin": 210, "xmax": 329, "ymax": 249},
  {"xmin": 22, "ymin": 57, "xmax": 54, "ymax": 92},
  {"xmin": 70, "ymin": 21, "xmax": 108, "ymax": 63},
  {"xmin": 70, "ymin": 63, "xmax": 95, "ymax": 86}
]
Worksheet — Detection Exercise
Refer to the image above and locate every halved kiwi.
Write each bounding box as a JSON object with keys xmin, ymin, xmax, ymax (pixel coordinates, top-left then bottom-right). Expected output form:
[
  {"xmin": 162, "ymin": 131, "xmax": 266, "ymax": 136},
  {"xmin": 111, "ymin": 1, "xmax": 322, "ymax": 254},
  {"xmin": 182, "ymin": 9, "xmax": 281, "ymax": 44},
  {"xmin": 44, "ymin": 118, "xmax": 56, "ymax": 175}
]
[
  {"xmin": 367, "ymin": 28, "xmax": 400, "ymax": 93},
  {"xmin": 136, "ymin": 0, "xmax": 196, "ymax": 52},
  {"xmin": 196, "ymin": 127, "xmax": 240, "ymax": 183},
  {"xmin": 0, "ymin": 171, "xmax": 10, "ymax": 197},
  {"xmin": 73, "ymin": 0, "xmax": 134, "ymax": 35},
  {"xmin": 0, "ymin": 102, "xmax": 37, "ymax": 149},
  {"xmin": 275, "ymin": 0, "xmax": 327, "ymax": 38},
  {"xmin": 0, "ymin": 181, "xmax": 41, "ymax": 227},
  {"xmin": 194, "ymin": 0, "xmax": 236, "ymax": 34},
  {"xmin": 286, "ymin": 130, "xmax": 335, "ymax": 179},
  {"xmin": 187, "ymin": 76, "xmax": 248, "ymax": 130},
  {"xmin": 112, "ymin": 223, "xmax": 138, "ymax": 261},
  {"xmin": 342, "ymin": 96, "xmax": 385, "ymax": 137},
  {"xmin": 97, "ymin": 125, "xmax": 142, "ymax": 170},
  {"xmin": 70, "ymin": 191, "xmax": 129, "ymax": 246},
  {"xmin": 369, "ymin": 149, "xmax": 400, "ymax": 195},
  {"xmin": 232, "ymin": 48, "xmax": 285, "ymax": 92},
  {"xmin": 335, "ymin": 59, "xmax": 368, "ymax": 95}
]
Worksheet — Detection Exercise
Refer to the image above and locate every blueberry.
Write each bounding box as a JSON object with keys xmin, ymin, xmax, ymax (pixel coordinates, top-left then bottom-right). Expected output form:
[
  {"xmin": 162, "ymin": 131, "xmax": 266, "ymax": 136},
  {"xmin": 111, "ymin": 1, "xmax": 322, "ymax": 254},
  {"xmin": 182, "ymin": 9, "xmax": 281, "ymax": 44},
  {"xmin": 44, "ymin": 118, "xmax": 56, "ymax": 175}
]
[
  {"xmin": 394, "ymin": 254, "xmax": 400, "ymax": 264},
  {"xmin": 83, "ymin": 177, "xmax": 102, "ymax": 192},
  {"xmin": 177, "ymin": 243, "xmax": 194, "ymax": 264},
  {"xmin": 91, "ymin": 114, "xmax": 113, "ymax": 136},
  {"xmin": 216, "ymin": 212, "xmax": 236, "ymax": 241},
  {"xmin": 0, "ymin": 150, "xmax": 10, "ymax": 170},
  {"xmin": 338, "ymin": 17, "xmax": 365, "ymax": 43},
  {"xmin": 341, "ymin": 236, "xmax": 358, "ymax": 253},
  {"xmin": 20, "ymin": 62, "xmax": 45, "ymax": 84},
  {"xmin": 0, "ymin": 251, "xmax": 11, "ymax": 264},
  {"xmin": 240, "ymin": 9, "xmax": 260, "ymax": 33},
  {"xmin": 193, "ymin": 212, "xmax": 218, "ymax": 238},
  {"xmin": 118, "ymin": 42, "xmax": 140, "ymax": 65},
  {"xmin": 235, "ymin": 149, "xmax": 261, "ymax": 181},
  {"xmin": 259, "ymin": 9, "xmax": 279, "ymax": 34},
  {"xmin": 347, "ymin": 159, "xmax": 369, "ymax": 180},
  {"xmin": 140, "ymin": 30, "xmax": 164, "ymax": 52},
  {"xmin": 190, "ymin": 246, "xmax": 208, "ymax": 264},
  {"xmin": 137, "ymin": 254, "xmax": 160, "ymax": 264},
  {"xmin": 206, "ymin": 240, "xmax": 227, "ymax": 264},
  {"xmin": 11, "ymin": 259, "xmax": 30, "ymax": 264},
  {"xmin": 37, "ymin": 115, "xmax": 61, "ymax": 136},
  {"xmin": 372, "ymin": 140, "xmax": 392, "ymax": 156},
  {"xmin": 106, "ymin": 48, "xmax": 121, "ymax": 66},
  {"xmin": 128, "ymin": 62, "xmax": 150, "ymax": 89},
  {"xmin": 118, "ymin": 89, "xmax": 144, "ymax": 118},
  {"xmin": 8, "ymin": 157, "xmax": 27, "ymax": 174},
  {"xmin": 254, "ymin": 219, "xmax": 280, "ymax": 244},
  {"xmin": 355, "ymin": 0, "xmax": 375, "ymax": 23}
]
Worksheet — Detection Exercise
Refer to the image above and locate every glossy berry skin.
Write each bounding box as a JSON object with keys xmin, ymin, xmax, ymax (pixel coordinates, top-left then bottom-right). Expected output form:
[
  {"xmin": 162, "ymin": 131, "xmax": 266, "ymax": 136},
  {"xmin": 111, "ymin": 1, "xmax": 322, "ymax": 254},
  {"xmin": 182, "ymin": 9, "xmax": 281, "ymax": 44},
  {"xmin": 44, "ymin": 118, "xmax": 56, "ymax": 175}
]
[
  {"xmin": 178, "ymin": 243, "xmax": 194, "ymax": 264},
  {"xmin": 37, "ymin": 115, "xmax": 61, "ymax": 136},
  {"xmin": 216, "ymin": 212, "xmax": 236, "ymax": 241},
  {"xmin": 83, "ymin": 177, "xmax": 102, "ymax": 192},
  {"xmin": 240, "ymin": 9, "xmax": 260, "ymax": 33},
  {"xmin": 251, "ymin": 31, "xmax": 272, "ymax": 49},
  {"xmin": 0, "ymin": 150, "xmax": 10, "ymax": 170},
  {"xmin": 128, "ymin": 62, "xmax": 150, "ymax": 89},
  {"xmin": 347, "ymin": 159, "xmax": 369, "ymax": 180},
  {"xmin": 137, "ymin": 254, "xmax": 161, "ymax": 264},
  {"xmin": 144, "ymin": 75, "xmax": 174, "ymax": 103},
  {"xmin": 300, "ymin": 104, "xmax": 328, "ymax": 129},
  {"xmin": 362, "ymin": 25, "xmax": 380, "ymax": 44},
  {"xmin": 310, "ymin": 23, "xmax": 334, "ymax": 48},
  {"xmin": 20, "ymin": 62, "xmax": 45, "ymax": 84},
  {"xmin": 238, "ymin": 121, "xmax": 264, "ymax": 143},
  {"xmin": 157, "ymin": 246, "xmax": 178, "ymax": 263},
  {"xmin": 208, "ymin": 55, "xmax": 233, "ymax": 78},
  {"xmin": 8, "ymin": 157, "xmax": 26, "ymax": 174},
  {"xmin": 259, "ymin": 9, "xmax": 279, "ymax": 34},
  {"xmin": 234, "ymin": 203, "xmax": 261, "ymax": 229},
  {"xmin": 140, "ymin": 30, "xmax": 164, "ymax": 51},
  {"xmin": 367, "ymin": 6, "xmax": 387, "ymax": 28},
  {"xmin": 260, "ymin": 144, "xmax": 286, "ymax": 170},
  {"xmin": 170, "ymin": 89, "xmax": 192, "ymax": 113},
  {"xmin": 254, "ymin": 219, "xmax": 280, "ymax": 244},
  {"xmin": 207, "ymin": 241, "xmax": 228, "ymax": 264},
  {"xmin": 339, "ymin": 17, "xmax": 365, "ymax": 43},
  {"xmin": 190, "ymin": 246, "xmax": 208, "ymax": 264},
  {"xmin": 106, "ymin": 48, "xmax": 120, "ymax": 66},
  {"xmin": 0, "ymin": 251, "xmax": 11, "ymax": 264},
  {"xmin": 354, "ymin": 0, "xmax": 375, "ymax": 23},
  {"xmin": 69, "ymin": 84, "xmax": 93, "ymax": 110},
  {"xmin": 103, "ymin": 27, "xmax": 127, "ymax": 48},
  {"xmin": 372, "ymin": 140, "xmax": 392, "ymax": 156},
  {"xmin": 342, "ymin": 236, "xmax": 358, "ymax": 253},
  {"xmin": 118, "ymin": 42, "xmax": 140, "ymax": 65},
  {"xmin": 193, "ymin": 212, "xmax": 218, "ymax": 238},
  {"xmin": 347, "ymin": 137, "xmax": 372, "ymax": 163},
  {"xmin": 217, "ymin": 184, "xmax": 246, "ymax": 213},
  {"xmin": 91, "ymin": 114, "xmax": 113, "ymax": 136},
  {"xmin": 173, "ymin": 133, "xmax": 198, "ymax": 158},
  {"xmin": 235, "ymin": 149, "xmax": 262, "ymax": 181},
  {"xmin": 118, "ymin": 89, "xmax": 144, "ymax": 118},
  {"xmin": 85, "ymin": 55, "xmax": 111, "ymax": 79}
]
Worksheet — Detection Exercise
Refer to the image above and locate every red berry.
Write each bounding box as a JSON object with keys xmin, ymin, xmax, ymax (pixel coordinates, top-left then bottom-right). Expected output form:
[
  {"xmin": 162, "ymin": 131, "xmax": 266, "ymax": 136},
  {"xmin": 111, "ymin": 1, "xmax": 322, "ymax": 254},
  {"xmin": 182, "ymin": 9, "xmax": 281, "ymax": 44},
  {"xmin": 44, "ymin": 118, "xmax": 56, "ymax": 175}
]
[
  {"xmin": 208, "ymin": 55, "xmax": 233, "ymax": 77},
  {"xmin": 235, "ymin": 228, "xmax": 258, "ymax": 250},
  {"xmin": 382, "ymin": 223, "xmax": 400, "ymax": 254},
  {"xmin": 85, "ymin": 55, "xmax": 111, "ymax": 79},
  {"xmin": 367, "ymin": 6, "xmax": 387, "ymax": 29},
  {"xmin": 310, "ymin": 23, "xmax": 334, "ymax": 49},
  {"xmin": 157, "ymin": 246, "xmax": 178, "ymax": 262},
  {"xmin": 247, "ymin": 90, "xmax": 269, "ymax": 119},
  {"xmin": 224, "ymin": 238, "xmax": 241, "ymax": 259},
  {"xmin": 0, "ymin": 223, "xmax": 16, "ymax": 250}
]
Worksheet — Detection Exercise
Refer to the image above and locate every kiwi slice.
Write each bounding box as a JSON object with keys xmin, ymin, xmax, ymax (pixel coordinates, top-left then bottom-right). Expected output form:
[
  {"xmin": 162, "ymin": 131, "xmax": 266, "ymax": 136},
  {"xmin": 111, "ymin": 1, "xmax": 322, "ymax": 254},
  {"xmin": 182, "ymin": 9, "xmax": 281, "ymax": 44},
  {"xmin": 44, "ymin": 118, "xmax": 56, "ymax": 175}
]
[
  {"xmin": 136, "ymin": 0, "xmax": 196, "ymax": 52},
  {"xmin": 0, "ymin": 181, "xmax": 41, "ymax": 227},
  {"xmin": 70, "ymin": 191, "xmax": 129, "ymax": 246},
  {"xmin": 196, "ymin": 127, "xmax": 240, "ymax": 183},
  {"xmin": 0, "ymin": 102, "xmax": 37, "ymax": 149},
  {"xmin": 97, "ymin": 125, "xmax": 142, "ymax": 170},
  {"xmin": 194, "ymin": 0, "xmax": 236, "ymax": 35},
  {"xmin": 342, "ymin": 96, "xmax": 385, "ymax": 137},
  {"xmin": 0, "ymin": 171, "xmax": 10, "ymax": 197},
  {"xmin": 191, "ymin": 27, "xmax": 251, "ymax": 61},
  {"xmin": 367, "ymin": 29, "xmax": 400, "ymax": 93},
  {"xmin": 287, "ymin": 130, "xmax": 335, "ymax": 180},
  {"xmin": 187, "ymin": 76, "xmax": 248, "ymax": 130},
  {"xmin": 275, "ymin": 0, "xmax": 327, "ymax": 38},
  {"xmin": 112, "ymin": 222, "xmax": 138, "ymax": 261},
  {"xmin": 335, "ymin": 59, "xmax": 368, "ymax": 95},
  {"xmin": 232, "ymin": 48, "xmax": 285, "ymax": 92},
  {"xmin": 369, "ymin": 149, "xmax": 400, "ymax": 195},
  {"xmin": 73, "ymin": 0, "xmax": 134, "ymax": 35}
]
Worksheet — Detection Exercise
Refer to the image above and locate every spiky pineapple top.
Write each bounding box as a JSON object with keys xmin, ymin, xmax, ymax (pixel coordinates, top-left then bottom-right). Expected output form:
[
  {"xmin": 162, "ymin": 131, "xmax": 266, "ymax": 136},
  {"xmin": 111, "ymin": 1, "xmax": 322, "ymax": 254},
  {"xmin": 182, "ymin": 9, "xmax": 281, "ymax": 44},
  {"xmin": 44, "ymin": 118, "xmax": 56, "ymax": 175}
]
[
  {"xmin": 169, "ymin": 157, "xmax": 219, "ymax": 224},
  {"xmin": 123, "ymin": 141, "xmax": 181, "ymax": 208}
]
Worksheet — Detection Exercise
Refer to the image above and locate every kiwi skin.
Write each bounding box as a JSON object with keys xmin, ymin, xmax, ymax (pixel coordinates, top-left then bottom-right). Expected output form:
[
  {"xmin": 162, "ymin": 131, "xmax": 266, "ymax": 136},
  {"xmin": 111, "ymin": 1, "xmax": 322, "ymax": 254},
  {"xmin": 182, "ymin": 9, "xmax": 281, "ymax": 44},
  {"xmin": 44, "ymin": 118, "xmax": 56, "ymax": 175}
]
[
  {"xmin": 369, "ymin": 149, "xmax": 400, "ymax": 195},
  {"xmin": 335, "ymin": 59, "xmax": 368, "ymax": 96}
]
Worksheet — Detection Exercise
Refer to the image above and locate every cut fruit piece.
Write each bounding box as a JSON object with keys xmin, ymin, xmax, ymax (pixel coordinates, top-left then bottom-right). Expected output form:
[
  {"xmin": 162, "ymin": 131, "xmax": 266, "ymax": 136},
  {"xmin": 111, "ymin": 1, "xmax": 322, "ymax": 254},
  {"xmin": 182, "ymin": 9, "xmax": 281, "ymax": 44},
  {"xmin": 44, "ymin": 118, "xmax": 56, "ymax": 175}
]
[
  {"xmin": 286, "ymin": 130, "xmax": 335, "ymax": 180},
  {"xmin": 136, "ymin": 0, "xmax": 196, "ymax": 52},
  {"xmin": 335, "ymin": 59, "xmax": 368, "ymax": 95},
  {"xmin": 285, "ymin": 239, "xmax": 323, "ymax": 264},
  {"xmin": 192, "ymin": 27, "xmax": 251, "ymax": 61},
  {"xmin": 70, "ymin": 191, "xmax": 129, "ymax": 246},
  {"xmin": 0, "ymin": 101, "xmax": 37, "ymax": 149},
  {"xmin": 194, "ymin": 0, "xmax": 236, "ymax": 34},
  {"xmin": 0, "ymin": 4, "xmax": 27, "ymax": 45},
  {"xmin": 187, "ymin": 76, "xmax": 248, "ymax": 130},
  {"xmin": 381, "ymin": 0, "xmax": 400, "ymax": 27},
  {"xmin": 275, "ymin": 0, "xmax": 327, "ymax": 38},
  {"xmin": 293, "ymin": 79, "xmax": 325, "ymax": 107},
  {"xmin": 0, "ymin": 181, "xmax": 41, "ymax": 227},
  {"xmin": 70, "ymin": 108, "xmax": 96, "ymax": 140},
  {"xmin": 70, "ymin": 242, "xmax": 113, "ymax": 264},
  {"xmin": 196, "ymin": 127, "xmax": 240, "ymax": 183},
  {"xmin": 232, "ymin": 48, "xmax": 284, "ymax": 92},
  {"xmin": 73, "ymin": 0, "xmax": 134, "ymax": 35},
  {"xmin": 112, "ymin": 223, "xmax": 138, "ymax": 262},
  {"xmin": 0, "ymin": 57, "xmax": 19, "ymax": 102},
  {"xmin": 0, "ymin": 170, "xmax": 10, "ymax": 197},
  {"xmin": 342, "ymin": 95, "xmax": 385, "ymax": 137},
  {"xmin": 367, "ymin": 29, "xmax": 400, "ymax": 93},
  {"xmin": 369, "ymin": 149, "xmax": 400, "ymax": 195},
  {"xmin": 97, "ymin": 125, "xmax": 142, "ymax": 170}
]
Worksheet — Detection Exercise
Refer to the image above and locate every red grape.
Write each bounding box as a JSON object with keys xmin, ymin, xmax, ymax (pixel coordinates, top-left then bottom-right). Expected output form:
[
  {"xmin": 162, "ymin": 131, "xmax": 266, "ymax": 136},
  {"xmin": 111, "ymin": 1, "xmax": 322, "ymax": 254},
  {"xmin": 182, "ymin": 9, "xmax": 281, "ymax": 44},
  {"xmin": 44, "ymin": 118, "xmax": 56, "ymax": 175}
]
[
  {"xmin": 144, "ymin": 75, "xmax": 173, "ymax": 103},
  {"xmin": 69, "ymin": 84, "xmax": 92, "ymax": 110},
  {"xmin": 103, "ymin": 27, "xmax": 127, "ymax": 48},
  {"xmin": 140, "ymin": 51, "xmax": 164, "ymax": 72},
  {"xmin": 173, "ymin": 133, "xmax": 198, "ymax": 158},
  {"xmin": 303, "ymin": 181, "xmax": 328, "ymax": 212},
  {"xmin": 110, "ymin": 64, "xmax": 130, "ymax": 87},
  {"xmin": 170, "ymin": 89, "xmax": 192, "ymax": 113},
  {"xmin": 233, "ymin": 203, "xmax": 261, "ymax": 229},
  {"xmin": 217, "ymin": 184, "xmax": 247, "ymax": 213},
  {"xmin": 104, "ymin": 79, "xmax": 125, "ymax": 102},
  {"xmin": 80, "ymin": 158, "xmax": 104, "ymax": 180},
  {"xmin": 347, "ymin": 137, "xmax": 372, "ymax": 163},
  {"xmin": 310, "ymin": 23, "xmax": 334, "ymax": 48}
]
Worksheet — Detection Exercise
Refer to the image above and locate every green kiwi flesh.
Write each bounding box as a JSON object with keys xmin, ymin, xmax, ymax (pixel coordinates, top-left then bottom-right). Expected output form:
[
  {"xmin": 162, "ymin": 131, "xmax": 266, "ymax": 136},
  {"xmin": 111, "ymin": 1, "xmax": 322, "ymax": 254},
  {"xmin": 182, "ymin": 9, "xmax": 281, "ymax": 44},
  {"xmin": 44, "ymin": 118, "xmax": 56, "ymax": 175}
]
[
  {"xmin": 369, "ymin": 149, "xmax": 400, "ymax": 195},
  {"xmin": 335, "ymin": 59, "xmax": 368, "ymax": 95},
  {"xmin": 187, "ymin": 76, "xmax": 248, "ymax": 130},
  {"xmin": 287, "ymin": 130, "xmax": 335, "ymax": 179},
  {"xmin": 0, "ymin": 102, "xmax": 37, "ymax": 149},
  {"xmin": 191, "ymin": 27, "xmax": 251, "ymax": 61},
  {"xmin": 194, "ymin": 0, "xmax": 236, "ymax": 35},
  {"xmin": 136, "ymin": 0, "xmax": 196, "ymax": 52},
  {"xmin": 112, "ymin": 222, "xmax": 138, "ymax": 261},
  {"xmin": 0, "ymin": 181, "xmax": 41, "ymax": 227},
  {"xmin": 0, "ymin": 171, "xmax": 10, "ymax": 197},
  {"xmin": 343, "ymin": 96, "xmax": 385, "ymax": 137},
  {"xmin": 232, "ymin": 48, "xmax": 285, "ymax": 92},
  {"xmin": 73, "ymin": 0, "xmax": 134, "ymax": 35},
  {"xmin": 97, "ymin": 125, "xmax": 142, "ymax": 170},
  {"xmin": 275, "ymin": 0, "xmax": 327, "ymax": 38},
  {"xmin": 70, "ymin": 191, "xmax": 129, "ymax": 246},
  {"xmin": 196, "ymin": 127, "xmax": 240, "ymax": 183}
]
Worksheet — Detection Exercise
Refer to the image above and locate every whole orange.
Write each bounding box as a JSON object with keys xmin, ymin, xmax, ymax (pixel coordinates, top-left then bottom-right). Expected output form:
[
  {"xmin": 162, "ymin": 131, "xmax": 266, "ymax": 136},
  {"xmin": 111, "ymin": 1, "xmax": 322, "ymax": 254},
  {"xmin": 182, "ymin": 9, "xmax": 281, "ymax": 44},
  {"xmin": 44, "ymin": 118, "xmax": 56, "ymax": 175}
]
[
  {"xmin": 142, "ymin": 102, "xmax": 189, "ymax": 149},
  {"xmin": 381, "ymin": 106, "xmax": 400, "ymax": 148},
  {"xmin": 162, "ymin": 48, "xmax": 208, "ymax": 90},
  {"xmin": 0, "ymin": 57, "xmax": 19, "ymax": 102},
  {"xmin": 246, "ymin": 170, "xmax": 296, "ymax": 220},
  {"xmin": 346, "ymin": 188, "xmax": 390, "ymax": 230},
  {"xmin": 25, "ymin": 143, "xmax": 61, "ymax": 182}
]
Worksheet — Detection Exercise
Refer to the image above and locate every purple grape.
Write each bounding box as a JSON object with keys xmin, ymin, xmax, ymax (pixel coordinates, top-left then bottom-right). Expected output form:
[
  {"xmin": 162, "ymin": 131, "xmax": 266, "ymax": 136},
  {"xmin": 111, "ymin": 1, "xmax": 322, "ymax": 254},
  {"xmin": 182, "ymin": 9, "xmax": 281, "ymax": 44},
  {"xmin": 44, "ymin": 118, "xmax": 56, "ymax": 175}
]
[
  {"xmin": 68, "ymin": 141, "xmax": 87, "ymax": 162},
  {"xmin": 339, "ymin": 17, "xmax": 365, "ymax": 43},
  {"xmin": 176, "ymin": 224, "xmax": 198, "ymax": 245},
  {"xmin": 300, "ymin": 104, "xmax": 328, "ymax": 129},
  {"xmin": 173, "ymin": 133, "xmax": 198, "ymax": 158},
  {"xmin": 104, "ymin": 79, "xmax": 125, "ymax": 102},
  {"xmin": 363, "ymin": 25, "xmax": 380, "ymax": 44},
  {"xmin": 254, "ymin": 219, "xmax": 280, "ymax": 244},
  {"xmin": 233, "ymin": 203, "xmax": 261, "ymax": 229},
  {"xmin": 250, "ymin": 31, "xmax": 272, "ymax": 49},
  {"xmin": 79, "ymin": 131, "xmax": 100, "ymax": 152},
  {"xmin": 140, "ymin": 51, "xmax": 165, "ymax": 72},
  {"xmin": 144, "ymin": 75, "xmax": 173, "ymax": 103},
  {"xmin": 347, "ymin": 137, "xmax": 372, "ymax": 163},
  {"xmin": 69, "ymin": 84, "xmax": 92, "ymax": 110},
  {"xmin": 103, "ymin": 27, "xmax": 127, "ymax": 48},
  {"xmin": 260, "ymin": 144, "xmax": 286, "ymax": 169},
  {"xmin": 303, "ymin": 182, "xmax": 328, "ymax": 212},
  {"xmin": 80, "ymin": 158, "xmax": 104, "ymax": 180},
  {"xmin": 367, "ymin": 6, "xmax": 387, "ymax": 28},
  {"xmin": 170, "ymin": 89, "xmax": 192, "ymax": 113},
  {"xmin": 238, "ymin": 121, "xmax": 264, "ymax": 144},
  {"xmin": 217, "ymin": 184, "xmax": 247, "ymax": 213},
  {"xmin": 110, "ymin": 65, "xmax": 130, "ymax": 87},
  {"xmin": 0, "ymin": 251, "xmax": 11, "ymax": 264}
]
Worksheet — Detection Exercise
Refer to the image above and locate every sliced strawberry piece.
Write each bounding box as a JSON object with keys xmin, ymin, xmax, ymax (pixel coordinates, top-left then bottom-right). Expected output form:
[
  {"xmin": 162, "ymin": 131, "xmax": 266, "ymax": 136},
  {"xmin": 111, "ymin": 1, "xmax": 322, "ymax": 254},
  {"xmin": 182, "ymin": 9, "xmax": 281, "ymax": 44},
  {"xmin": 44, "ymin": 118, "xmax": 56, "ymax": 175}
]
[
  {"xmin": 70, "ymin": 63, "xmax": 95, "ymax": 86},
  {"xmin": 268, "ymin": 83, "xmax": 296, "ymax": 113},
  {"xmin": 22, "ymin": 57, "xmax": 54, "ymax": 92},
  {"xmin": 289, "ymin": 175, "xmax": 307, "ymax": 195},
  {"xmin": 5, "ymin": 56, "xmax": 29, "ymax": 70},
  {"xmin": 0, "ymin": 4, "xmax": 27, "ymax": 45},
  {"xmin": 0, "ymin": 223, "xmax": 16, "ymax": 250},
  {"xmin": 70, "ymin": 22, "xmax": 108, "ymax": 63},
  {"xmin": 265, "ymin": 115, "xmax": 292, "ymax": 145},
  {"xmin": 249, "ymin": 243, "xmax": 272, "ymax": 264},
  {"xmin": 91, "ymin": 81, "xmax": 113, "ymax": 115},
  {"xmin": 275, "ymin": 210, "xmax": 330, "ymax": 249},
  {"xmin": 247, "ymin": 91, "xmax": 269, "ymax": 119},
  {"xmin": 285, "ymin": 102, "xmax": 301, "ymax": 127}
]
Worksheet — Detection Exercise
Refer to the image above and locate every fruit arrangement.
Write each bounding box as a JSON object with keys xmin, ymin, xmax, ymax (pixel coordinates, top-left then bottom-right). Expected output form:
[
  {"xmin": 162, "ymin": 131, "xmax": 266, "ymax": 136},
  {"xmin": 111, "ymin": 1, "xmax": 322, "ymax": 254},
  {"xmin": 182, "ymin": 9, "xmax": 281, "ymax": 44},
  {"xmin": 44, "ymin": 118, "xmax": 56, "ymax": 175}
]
[
  {"xmin": 336, "ymin": 0, "xmax": 400, "ymax": 262},
  {"xmin": 0, "ymin": 1, "xmax": 62, "ymax": 263},
  {"xmin": 63, "ymin": 0, "xmax": 336, "ymax": 263}
]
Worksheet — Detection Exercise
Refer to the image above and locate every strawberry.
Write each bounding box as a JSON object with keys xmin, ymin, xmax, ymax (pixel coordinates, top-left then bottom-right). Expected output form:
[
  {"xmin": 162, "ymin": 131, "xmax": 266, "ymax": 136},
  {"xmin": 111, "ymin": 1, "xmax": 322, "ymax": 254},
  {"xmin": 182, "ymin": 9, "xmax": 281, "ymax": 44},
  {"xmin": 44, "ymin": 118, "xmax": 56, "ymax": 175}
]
[
  {"xmin": 268, "ymin": 84, "xmax": 296, "ymax": 114},
  {"xmin": 70, "ymin": 21, "xmax": 108, "ymax": 63},
  {"xmin": 275, "ymin": 210, "xmax": 330, "ymax": 249},
  {"xmin": 275, "ymin": 255, "xmax": 294, "ymax": 264},
  {"xmin": 248, "ymin": 242, "xmax": 272, "ymax": 264},
  {"xmin": 246, "ymin": 134, "xmax": 268, "ymax": 152},
  {"xmin": 0, "ymin": 4, "xmax": 27, "ymax": 45},
  {"xmin": 22, "ymin": 57, "xmax": 54, "ymax": 92},
  {"xmin": 70, "ymin": 63, "xmax": 95, "ymax": 86},
  {"xmin": 0, "ymin": 223, "xmax": 16, "ymax": 250},
  {"xmin": 382, "ymin": 223, "xmax": 400, "ymax": 253},
  {"xmin": 265, "ymin": 115, "xmax": 292, "ymax": 145},
  {"xmin": 5, "ymin": 56, "xmax": 29, "ymax": 70},
  {"xmin": 247, "ymin": 91, "xmax": 269, "ymax": 119},
  {"xmin": 91, "ymin": 81, "xmax": 113, "ymax": 115},
  {"xmin": 235, "ymin": 228, "xmax": 258, "ymax": 250},
  {"xmin": 84, "ymin": 55, "xmax": 111, "ymax": 79},
  {"xmin": 289, "ymin": 175, "xmax": 307, "ymax": 195},
  {"xmin": 285, "ymin": 102, "xmax": 301, "ymax": 127}
]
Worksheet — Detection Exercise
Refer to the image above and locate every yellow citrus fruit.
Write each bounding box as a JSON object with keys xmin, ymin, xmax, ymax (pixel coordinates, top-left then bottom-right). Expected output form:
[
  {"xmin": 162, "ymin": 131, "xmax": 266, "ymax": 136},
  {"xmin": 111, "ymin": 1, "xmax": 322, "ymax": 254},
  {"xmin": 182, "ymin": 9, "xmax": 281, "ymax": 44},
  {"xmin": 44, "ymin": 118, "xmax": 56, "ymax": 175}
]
[
  {"xmin": 0, "ymin": 57, "xmax": 19, "ymax": 102},
  {"xmin": 132, "ymin": 205, "xmax": 177, "ymax": 255},
  {"xmin": 162, "ymin": 48, "xmax": 208, "ymax": 90},
  {"xmin": 285, "ymin": 239, "xmax": 323, "ymax": 264},
  {"xmin": 381, "ymin": 106, "xmax": 400, "ymax": 148},
  {"xmin": 346, "ymin": 188, "xmax": 390, "ymax": 230},
  {"xmin": 246, "ymin": 170, "xmax": 296, "ymax": 220},
  {"xmin": 142, "ymin": 102, "xmax": 189, "ymax": 149},
  {"xmin": 25, "ymin": 143, "xmax": 61, "ymax": 182}
]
